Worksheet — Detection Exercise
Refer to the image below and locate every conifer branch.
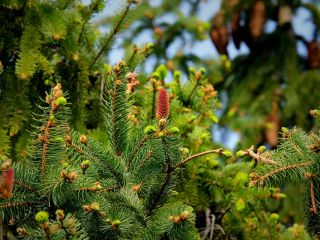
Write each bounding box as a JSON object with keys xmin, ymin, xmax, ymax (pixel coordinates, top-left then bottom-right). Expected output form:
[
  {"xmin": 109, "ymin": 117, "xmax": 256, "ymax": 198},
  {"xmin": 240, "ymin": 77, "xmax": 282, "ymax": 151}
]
[
  {"xmin": 127, "ymin": 48, "xmax": 138, "ymax": 69},
  {"xmin": 112, "ymin": 83, "xmax": 121, "ymax": 156},
  {"xmin": 0, "ymin": 201, "xmax": 40, "ymax": 209},
  {"xmin": 100, "ymin": 74, "xmax": 105, "ymax": 104},
  {"xmin": 186, "ymin": 76, "xmax": 201, "ymax": 103},
  {"xmin": 66, "ymin": 142, "xmax": 94, "ymax": 162},
  {"xmin": 246, "ymin": 147, "xmax": 277, "ymax": 165},
  {"xmin": 162, "ymin": 138, "xmax": 172, "ymax": 170},
  {"xmin": 147, "ymin": 137, "xmax": 174, "ymax": 215},
  {"xmin": 174, "ymin": 148, "xmax": 223, "ymax": 170},
  {"xmin": 14, "ymin": 180, "xmax": 37, "ymax": 194},
  {"xmin": 89, "ymin": 2, "xmax": 133, "ymax": 68},
  {"xmin": 310, "ymin": 180, "xmax": 317, "ymax": 214},
  {"xmin": 76, "ymin": 185, "xmax": 118, "ymax": 192},
  {"xmin": 78, "ymin": 0, "xmax": 104, "ymax": 43},
  {"xmin": 136, "ymin": 151, "xmax": 153, "ymax": 170},
  {"xmin": 40, "ymin": 104, "xmax": 54, "ymax": 177},
  {"xmin": 147, "ymin": 173, "xmax": 171, "ymax": 216},
  {"xmin": 66, "ymin": 141, "xmax": 123, "ymax": 183},
  {"xmin": 100, "ymin": 185, "xmax": 119, "ymax": 192},
  {"xmin": 289, "ymin": 138, "xmax": 304, "ymax": 158},
  {"xmin": 151, "ymin": 81, "xmax": 157, "ymax": 119},
  {"xmin": 250, "ymin": 161, "xmax": 312, "ymax": 186},
  {"xmin": 126, "ymin": 136, "xmax": 148, "ymax": 171}
]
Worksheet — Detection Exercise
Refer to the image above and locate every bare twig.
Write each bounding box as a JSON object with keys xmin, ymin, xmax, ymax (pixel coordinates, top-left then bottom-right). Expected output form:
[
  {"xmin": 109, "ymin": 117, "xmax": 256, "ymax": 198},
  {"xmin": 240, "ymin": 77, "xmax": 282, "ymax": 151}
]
[
  {"xmin": 310, "ymin": 180, "xmax": 317, "ymax": 214},
  {"xmin": 247, "ymin": 147, "xmax": 277, "ymax": 165},
  {"xmin": 14, "ymin": 180, "xmax": 37, "ymax": 194},
  {"xmin": 89, "ymin": 2, "xmax": 132, "ymax": 68},
  {"xmin": 174, "ymin": 148, "xmax": 223, "ymax": 170}
]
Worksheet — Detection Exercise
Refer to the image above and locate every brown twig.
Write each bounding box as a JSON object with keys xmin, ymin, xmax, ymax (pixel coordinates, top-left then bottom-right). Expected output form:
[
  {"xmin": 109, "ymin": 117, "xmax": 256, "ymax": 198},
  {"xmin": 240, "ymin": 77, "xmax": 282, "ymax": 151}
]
[
  {"xmin": 41, "ymin": 105, "xmax": 54, "ymax": 177},
  {"xmin": 310, "ymin": 180, "xmax": 317, "ymax": 214},
  {"xmin": 174, "ymin": 148, "xmax": 223, "ymax": 170},
  {"xmin": 0, "ymin": 201, "xmax": 40, "ymax": 208},
  {"xmin": 126, "ymin": 136, "xmax": 148, "ymax": 171},
  {"xmin": 14, "ymin": 180, "xmax": 37, "ymax": 194},
  {"xmin": 100, "ymin": 185, "xmax": 119, "ymax": 192},
  {"xmin": 66, "ymin": 142, "xmax": 94, "ymax": 161},
  {"xmin": 77, "ymin": 185, "xmax": 118, "ymax": 192},
  {"xmin": 136, "ymin": 151, "xmax": 153, "ymax": 170},
  {"xmin": 89, "ymin": 2, "xmax": 132, "ymax": 68},
  {"xmin": 151, "ymin": 81, "xmax": 157, "ymax": 119},
  {"xmin": 247, "ymin": 147, "xmax": 277, "ymax": 165}
]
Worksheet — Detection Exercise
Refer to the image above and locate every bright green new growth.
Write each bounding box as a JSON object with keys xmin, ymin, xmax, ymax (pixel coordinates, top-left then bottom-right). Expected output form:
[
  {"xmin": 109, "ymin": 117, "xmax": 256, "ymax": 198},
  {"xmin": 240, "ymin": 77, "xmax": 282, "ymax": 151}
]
[{"xmin": 35, "ymin": 211, "xmax": 49, "ymax": 223}]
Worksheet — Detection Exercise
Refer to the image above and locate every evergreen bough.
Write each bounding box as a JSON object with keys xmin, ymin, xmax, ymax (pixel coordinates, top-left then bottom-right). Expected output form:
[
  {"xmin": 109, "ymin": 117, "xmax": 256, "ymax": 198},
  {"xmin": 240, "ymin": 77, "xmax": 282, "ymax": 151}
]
[
  {"xmin": 0, "ymin": 61, "xmax": 228, "ymax": 239},
  {"xmin": 238, "ymin": 110, "xmax": 320, "ymax": 238}
]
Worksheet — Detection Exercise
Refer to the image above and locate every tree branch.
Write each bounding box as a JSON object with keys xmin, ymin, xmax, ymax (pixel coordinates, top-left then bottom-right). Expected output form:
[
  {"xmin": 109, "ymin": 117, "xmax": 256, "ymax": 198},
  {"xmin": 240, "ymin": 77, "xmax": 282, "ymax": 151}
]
[
  {"xmin": 250, "ymin": 161, "xmax": 312, "ymax": 186},
  {"xmin": 247, "ymin": 148, "xmax": 277, "ymax": 165},
  {"xmin": 174, "ymin": 148, "xmax": 223, "ymax": 170},
  {"xmin": 89, "ymin": 2, "xmax": 132, "ymax": 68},
  {"xmin": 126, "ymin": 136, "xmax": 148, "ymax": 171}
]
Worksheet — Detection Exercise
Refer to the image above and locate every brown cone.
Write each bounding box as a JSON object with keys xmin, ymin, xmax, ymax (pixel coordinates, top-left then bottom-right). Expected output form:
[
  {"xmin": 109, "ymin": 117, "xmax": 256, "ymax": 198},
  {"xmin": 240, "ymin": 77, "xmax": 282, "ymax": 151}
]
[
  {"xmin": 249, "ymin": 0, "xmax": 266, "ymax": 40},
  {"xmin": 210, "ymin": 11, "xmax": 229, "ymax": 55},
  {"xmin": 231, "ymin": 12, "xmax": 242, "ymax": 49},
  {"xmin": 307, "ymin": 40, "xmax": 320, "ymax": 69}
]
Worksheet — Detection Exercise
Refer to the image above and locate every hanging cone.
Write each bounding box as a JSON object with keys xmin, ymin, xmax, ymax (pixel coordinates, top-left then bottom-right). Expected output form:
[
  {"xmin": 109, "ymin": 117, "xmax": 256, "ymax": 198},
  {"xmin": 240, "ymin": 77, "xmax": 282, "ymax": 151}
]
[
  {"xmin": 231, "ymin": 12, "xmax": 242, "ymax": 49},
  {"xmin": 249, "ymin": 0, "xmax": 266, "ymax": 40},
  {"xmin": 278, "ymin": 5, "xmax": 293, "ymax": 26},
  {"xmin": 307, "ymin": 40, "xmax": 320, "ymax": 69},
  {"xmin": 210, "ymin": 11, "xmax": 229, "ymax": 56}
]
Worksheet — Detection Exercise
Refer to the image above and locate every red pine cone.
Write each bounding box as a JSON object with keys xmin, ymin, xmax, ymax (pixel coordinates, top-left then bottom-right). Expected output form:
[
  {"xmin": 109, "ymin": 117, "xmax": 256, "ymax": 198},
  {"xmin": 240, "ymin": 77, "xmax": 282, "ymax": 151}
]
[
  {"xmin": 0, "ymin": 167, "xmax": 14, "ymax": 199},
  {"xmin": 156, "ymin": 89, "xmax": 170, "ymax": 120}
]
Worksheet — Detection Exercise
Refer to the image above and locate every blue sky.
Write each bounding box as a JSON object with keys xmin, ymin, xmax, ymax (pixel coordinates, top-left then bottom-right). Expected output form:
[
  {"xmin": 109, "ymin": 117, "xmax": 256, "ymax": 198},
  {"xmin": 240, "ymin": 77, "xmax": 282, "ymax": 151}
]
[{"xmin": 93, "ymin": 0, "xmax": 316, "ymax": 66}]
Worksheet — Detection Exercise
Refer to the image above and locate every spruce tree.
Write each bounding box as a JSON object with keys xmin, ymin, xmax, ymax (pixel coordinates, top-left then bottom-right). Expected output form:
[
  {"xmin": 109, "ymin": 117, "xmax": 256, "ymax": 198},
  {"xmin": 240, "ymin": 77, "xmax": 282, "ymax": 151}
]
[{"xmin": 0, "ymin": 62, "xmax": 232, "ymax": 239}]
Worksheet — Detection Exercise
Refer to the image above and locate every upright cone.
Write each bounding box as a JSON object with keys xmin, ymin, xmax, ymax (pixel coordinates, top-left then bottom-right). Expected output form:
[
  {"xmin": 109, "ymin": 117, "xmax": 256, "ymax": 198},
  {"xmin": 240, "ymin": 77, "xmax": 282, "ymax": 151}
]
[{"xmin": 156, "ymin": 89, "xmax": 170, "ymax": 120}]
